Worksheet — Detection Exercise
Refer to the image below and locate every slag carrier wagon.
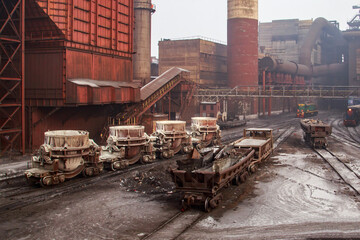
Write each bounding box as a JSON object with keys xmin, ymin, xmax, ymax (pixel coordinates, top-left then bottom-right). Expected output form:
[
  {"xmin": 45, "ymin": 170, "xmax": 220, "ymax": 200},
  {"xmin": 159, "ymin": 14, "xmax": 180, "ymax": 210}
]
[
  {"xmin": 300, "ymin": 119, "xmax": 332, "ymax": 148},
  {"xmin": 25, "ymin": 130, "xmax": 102, "ymax": 186},
  {"xmin": 171, "ymin": 128, "xmax": 273, "ymax": 211}
]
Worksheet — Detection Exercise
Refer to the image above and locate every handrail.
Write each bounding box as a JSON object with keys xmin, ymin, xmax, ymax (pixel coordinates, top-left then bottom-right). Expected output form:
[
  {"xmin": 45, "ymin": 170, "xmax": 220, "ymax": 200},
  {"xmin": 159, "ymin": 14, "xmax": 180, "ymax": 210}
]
[{"xmin": 195, "ymin": 85, "xmax": 360, "ymax": 100}]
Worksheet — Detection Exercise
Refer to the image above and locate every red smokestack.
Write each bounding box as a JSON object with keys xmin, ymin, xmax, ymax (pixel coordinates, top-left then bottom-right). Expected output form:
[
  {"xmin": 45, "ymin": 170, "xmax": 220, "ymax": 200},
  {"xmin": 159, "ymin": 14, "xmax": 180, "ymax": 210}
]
[{"xmin": 227, "ymin": 0, "xmax": 258, "ymax": 88}]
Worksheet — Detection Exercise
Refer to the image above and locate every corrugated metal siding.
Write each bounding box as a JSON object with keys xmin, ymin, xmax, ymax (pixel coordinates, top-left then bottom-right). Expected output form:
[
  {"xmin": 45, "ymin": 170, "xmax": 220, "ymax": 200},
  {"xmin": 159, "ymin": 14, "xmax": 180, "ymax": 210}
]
[
  {"xmin": 25, "ymin": 50, "xmax": 65, "ymax": 106},
  {"xmin": 33, "ymin": 0, "xmax": 133, "ymax": 54},
  {"xmin": 65, "ymin": 50, "xmax": 133, "ymax": 82},
  {"xmin": 25, "ymin": 0, "xmax": 136, "ymax": 106},
  {"xmin": 66, "ymin": 79, "xmax": 139, "ymax": 104}
]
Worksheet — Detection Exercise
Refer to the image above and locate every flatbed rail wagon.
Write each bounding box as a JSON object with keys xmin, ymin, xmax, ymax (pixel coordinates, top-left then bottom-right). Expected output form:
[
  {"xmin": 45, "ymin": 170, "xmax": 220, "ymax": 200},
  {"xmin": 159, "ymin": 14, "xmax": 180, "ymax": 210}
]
[
  {"xmin": 232, "ymin": 128, "xmax": 273, "ymax": 172},
  {"xmin": 300, "ymin": 119, "xmax": 332, "ymax": 148}
]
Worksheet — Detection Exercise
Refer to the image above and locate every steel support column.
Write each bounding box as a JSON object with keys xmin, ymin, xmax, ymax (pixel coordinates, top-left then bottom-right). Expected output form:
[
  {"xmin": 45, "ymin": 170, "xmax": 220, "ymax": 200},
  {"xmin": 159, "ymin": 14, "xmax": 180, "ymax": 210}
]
[
  {"xmin": 0, "ymin": 0, "xmax": 25, "ymax": 155},
  {"xmin": 262, "ymin": 70, "xmax": 265, "ymax": 116}
]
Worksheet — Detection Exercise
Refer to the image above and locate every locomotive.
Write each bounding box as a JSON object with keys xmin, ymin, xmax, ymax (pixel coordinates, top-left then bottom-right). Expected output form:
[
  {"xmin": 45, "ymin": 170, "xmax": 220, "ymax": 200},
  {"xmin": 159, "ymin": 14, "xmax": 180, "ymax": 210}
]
[
  {"xmin": 296, "ymin": 103, "xmax": 318, "ymax": 118},
  {"xmin": 343, "ymin": 105, "xmax": 360, "ymax": 127}
]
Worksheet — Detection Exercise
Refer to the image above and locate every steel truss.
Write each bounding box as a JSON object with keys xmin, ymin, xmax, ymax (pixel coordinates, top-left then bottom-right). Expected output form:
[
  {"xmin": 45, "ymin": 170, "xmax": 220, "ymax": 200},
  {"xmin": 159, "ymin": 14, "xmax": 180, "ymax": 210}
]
[{"xmin": 0, "ymin": 0, "xmax": 25, "ymax": 155}]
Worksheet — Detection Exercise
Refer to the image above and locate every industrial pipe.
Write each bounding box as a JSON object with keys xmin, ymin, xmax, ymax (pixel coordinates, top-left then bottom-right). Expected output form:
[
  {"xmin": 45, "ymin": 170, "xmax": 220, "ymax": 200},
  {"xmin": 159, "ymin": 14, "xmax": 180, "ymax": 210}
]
[
  {"xmin": 312, "ymin": 63, "xmax": 347, "ymax": 77},
  {"xmin": 259, "ymin": 56, "xmax": 312, "ymax": 76},
  {"xmin": 259, "ymin": 56, "xmax": 347, "ymax": 78},
  {"xmin": 299, "ymin": 17, "xmax": 346, "ymax": 67}
]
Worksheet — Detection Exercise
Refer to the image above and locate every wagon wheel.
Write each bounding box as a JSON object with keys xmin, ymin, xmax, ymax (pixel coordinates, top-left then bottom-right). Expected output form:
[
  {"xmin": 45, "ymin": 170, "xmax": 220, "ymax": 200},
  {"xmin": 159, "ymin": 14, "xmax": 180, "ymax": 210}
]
[
  {"xmin": 232, "ymin": 175, "xmax": 240, "ymax": 186},
  {"xmin": 39, "ymin": 177, "xmax": 51, "ymax": 188},
  {"xmin": 110, "ymin": 162, "xmax": 117, "ymax": 171},
  {"xmin": 39, "ymin": 178, "xmax": 46, "ymax": 188},
  {"xmin": 204, "ymin": 197, "xmax": 211, "ymax": 212},
  {"xmin": 140, "ymin": 155, "xmax": 148, "ymax": 164},
  {"xmin": 160, "ymin": 151, "xmax": 169, "ymax": 159}
]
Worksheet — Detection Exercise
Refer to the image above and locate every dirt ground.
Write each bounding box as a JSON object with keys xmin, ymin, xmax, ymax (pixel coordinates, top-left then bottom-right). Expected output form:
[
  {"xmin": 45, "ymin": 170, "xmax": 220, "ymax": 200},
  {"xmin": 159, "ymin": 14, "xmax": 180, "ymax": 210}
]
[{"xmin": 1, "ymin": 111, "xmax": 360, "ymax": 239}]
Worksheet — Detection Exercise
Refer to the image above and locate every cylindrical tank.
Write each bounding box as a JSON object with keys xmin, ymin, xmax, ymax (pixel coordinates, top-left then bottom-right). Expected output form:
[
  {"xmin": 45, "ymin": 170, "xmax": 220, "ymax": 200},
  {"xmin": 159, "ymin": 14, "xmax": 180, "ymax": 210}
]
[
  {"xmin": 155, "ymin": 120, "xmax": 191, "ymax": 156},
  {"xmin": 227, "ymin": 0, "xmax": 258, "ymax": 88},
  {"xmin": 25, "ymin": 130, "xmax": 102, "ymax": 186},
  {"xmin": 43, "ymin": 130, "xmax": 90, "ymax": 172},
  {"xmin": 133, "ymin": 0, "xmax": 154, "ymax": 85},
  {"xmin": 101, "ymin": 125, "xmax": 156, "ymax": 170},
  {"xmin": 191, "ymin": 117, "xmax": 221, "ymax": 147},
  {"xmin": 108, "ymin": 125, "xmax": 146, "ymax": 159}
]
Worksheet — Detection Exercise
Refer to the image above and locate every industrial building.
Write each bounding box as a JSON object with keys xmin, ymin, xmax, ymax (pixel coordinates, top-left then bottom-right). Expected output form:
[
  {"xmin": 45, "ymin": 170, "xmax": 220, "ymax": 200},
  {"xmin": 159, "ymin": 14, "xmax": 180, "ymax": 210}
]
[
  {"xmin": 0, "ymin": 0, "xmax": 195, "ymax": 153},
  {"xmin": 1, "ymin": 0, "xmax": 360, "ymax": 154},
  {"xmin": 259, "ymin": 19, "xmax": 316, "ymax": 63},
  {"xmin": 3, "ymin": 1, "xmax": 360, "ymax": 239},
  {"xmin": 158, "ymin": 38, "xmax": 227, "ymax": 86}
]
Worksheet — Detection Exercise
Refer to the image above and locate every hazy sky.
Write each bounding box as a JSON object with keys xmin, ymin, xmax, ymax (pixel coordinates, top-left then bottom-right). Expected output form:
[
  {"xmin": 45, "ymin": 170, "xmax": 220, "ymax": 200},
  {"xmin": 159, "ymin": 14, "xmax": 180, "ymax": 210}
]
[{"xmin": 151, "ymin": 0, "xmax": 359, "ymax": 57}]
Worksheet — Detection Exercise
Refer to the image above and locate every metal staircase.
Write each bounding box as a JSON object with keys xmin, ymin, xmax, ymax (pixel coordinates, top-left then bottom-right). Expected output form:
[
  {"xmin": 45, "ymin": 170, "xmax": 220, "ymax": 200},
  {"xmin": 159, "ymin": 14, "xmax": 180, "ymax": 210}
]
[{"xmin": 100, "ymin": 67, "xmax": 191, "ymax": 142}]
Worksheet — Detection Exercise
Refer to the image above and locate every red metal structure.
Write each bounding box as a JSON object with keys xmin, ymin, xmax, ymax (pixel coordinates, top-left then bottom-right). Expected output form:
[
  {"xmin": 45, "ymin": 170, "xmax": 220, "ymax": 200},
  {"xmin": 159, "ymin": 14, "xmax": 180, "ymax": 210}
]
[
  {"xmin": 101, "ymin": 67, "xmax": 195, "ymax": 141},
  {"xmin": 0, "ymin": 0, "xmax": 25, "ymax": 154},
  {"xmin": 25, "ymin": 0, "xmax": 135, "ymax": 107},
  {"xmin": 24, "ymin": 0, "xmax": 137, "ymax": 149}
]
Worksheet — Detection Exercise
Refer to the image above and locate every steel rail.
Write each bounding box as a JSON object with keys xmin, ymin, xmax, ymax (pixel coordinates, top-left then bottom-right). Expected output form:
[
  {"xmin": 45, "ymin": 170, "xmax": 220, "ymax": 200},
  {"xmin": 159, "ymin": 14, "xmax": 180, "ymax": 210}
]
[
  {"xmin": 314, "ymin": 148, "xmax": 360, "ymax": 195},
  {"xmin": 141, "ymin": 125, "xmax": 296, "ymax": 240}
]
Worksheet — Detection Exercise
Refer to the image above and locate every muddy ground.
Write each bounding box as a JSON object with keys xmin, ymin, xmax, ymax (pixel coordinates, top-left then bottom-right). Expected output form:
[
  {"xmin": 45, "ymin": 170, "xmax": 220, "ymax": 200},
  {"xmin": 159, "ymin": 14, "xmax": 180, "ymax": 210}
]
[{"xmin": 1, "ymin": 111, "xmax": 360, "ymax": 239}]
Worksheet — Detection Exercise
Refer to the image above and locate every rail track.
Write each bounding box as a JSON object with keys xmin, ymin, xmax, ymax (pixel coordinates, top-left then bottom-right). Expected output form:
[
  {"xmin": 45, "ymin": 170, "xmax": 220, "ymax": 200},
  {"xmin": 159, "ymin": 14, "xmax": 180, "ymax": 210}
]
[
  {"xmin": 329, "ymin": 118, "xmax": 360, "ymax": 149},
  {"xmin": 0, "ymin": 114, "xmax": 298, "ymax": 238},
  {"xmin": 314, "ymin": 148, "xmax": 360, "ymax": 195},
  {"xmin": 141, "ymin": 125, "xmax": 296, "ymax": 240},
  {"xmin": 345, "ymin": 125, "xmax": 360, "ymax": 145},
  {"xmin": 0, "ymin": 157, "xmax": 181, "ymax": 213}
]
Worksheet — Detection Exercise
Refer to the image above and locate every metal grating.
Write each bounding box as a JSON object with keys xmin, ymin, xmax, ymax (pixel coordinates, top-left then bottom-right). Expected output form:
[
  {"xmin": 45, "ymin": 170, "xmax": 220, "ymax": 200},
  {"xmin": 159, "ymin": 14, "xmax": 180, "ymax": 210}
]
[{"xmin": 0, "ymin": 0, "xmax": 25, "ymax": 154}]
